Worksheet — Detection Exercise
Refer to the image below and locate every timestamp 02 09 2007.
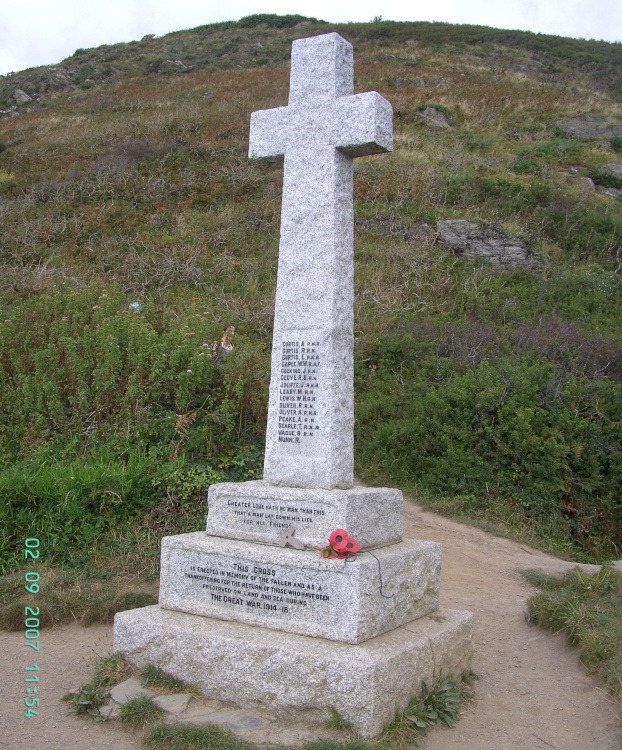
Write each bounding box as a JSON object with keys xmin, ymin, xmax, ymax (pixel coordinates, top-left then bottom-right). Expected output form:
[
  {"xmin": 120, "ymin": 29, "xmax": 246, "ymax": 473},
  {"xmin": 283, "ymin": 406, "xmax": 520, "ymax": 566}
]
[{"xmin": 23, "ymin": 537, "xmax": 41, "ymax": 719}]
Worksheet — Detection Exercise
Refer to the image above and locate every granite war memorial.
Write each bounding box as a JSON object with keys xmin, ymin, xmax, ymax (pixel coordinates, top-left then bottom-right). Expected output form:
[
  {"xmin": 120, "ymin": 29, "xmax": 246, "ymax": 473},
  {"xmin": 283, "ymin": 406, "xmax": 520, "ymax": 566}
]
[{"xmin": 114, "ymin": 32, "xmax": 473, "ymax": 737}]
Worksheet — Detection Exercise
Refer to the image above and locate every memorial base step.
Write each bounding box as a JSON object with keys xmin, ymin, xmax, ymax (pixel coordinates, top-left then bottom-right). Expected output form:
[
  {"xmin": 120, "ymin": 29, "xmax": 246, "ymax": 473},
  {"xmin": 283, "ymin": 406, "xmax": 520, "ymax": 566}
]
[
  {"xmin": 206, "ymin": 480, "xmax": 403, "ymax": 549},
  {"xmin": 159, "ymin": 532, "xmax": 441, "ymax": 644},
  {"xmin": 114, "ymin": 605, "xmax": 474, "ymax": 739}
]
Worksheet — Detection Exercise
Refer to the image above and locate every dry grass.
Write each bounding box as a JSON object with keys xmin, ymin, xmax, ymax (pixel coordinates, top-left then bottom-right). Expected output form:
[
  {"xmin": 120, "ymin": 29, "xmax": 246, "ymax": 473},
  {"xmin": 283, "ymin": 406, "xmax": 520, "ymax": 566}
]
[{"xmin": 0, "ymin": 564, "xmax": 158, "ymax": 631}]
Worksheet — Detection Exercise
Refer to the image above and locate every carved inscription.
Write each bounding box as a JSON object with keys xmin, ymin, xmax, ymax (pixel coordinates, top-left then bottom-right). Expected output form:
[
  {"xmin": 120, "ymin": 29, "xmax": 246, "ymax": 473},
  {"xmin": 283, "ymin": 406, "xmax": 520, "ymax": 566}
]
[
  {"xmin": 226, "ymin": 498, "xmax": 326, "ymax": 529},
  {"xmin": 183, "ymin": 559, "xmax": 330, "ymax": 617},
  {"xmin": 278, "ymin": 339, "xmax": 320, "ymax": 444}
]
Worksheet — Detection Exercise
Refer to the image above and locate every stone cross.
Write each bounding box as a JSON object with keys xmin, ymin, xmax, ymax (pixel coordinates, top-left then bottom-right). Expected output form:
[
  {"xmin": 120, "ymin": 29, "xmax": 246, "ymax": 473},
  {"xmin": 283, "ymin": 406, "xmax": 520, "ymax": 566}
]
[{"xmin": 249, "ymin": 32, "xmax": 392, "ymax": 490}]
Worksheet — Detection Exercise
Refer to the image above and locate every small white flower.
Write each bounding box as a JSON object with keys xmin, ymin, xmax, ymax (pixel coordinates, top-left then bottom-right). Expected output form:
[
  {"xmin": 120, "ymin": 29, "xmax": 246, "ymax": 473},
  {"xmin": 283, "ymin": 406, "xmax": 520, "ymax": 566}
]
[{"xmin": 186, "ymin": 369, "xmax": 192, "ymax": 373}]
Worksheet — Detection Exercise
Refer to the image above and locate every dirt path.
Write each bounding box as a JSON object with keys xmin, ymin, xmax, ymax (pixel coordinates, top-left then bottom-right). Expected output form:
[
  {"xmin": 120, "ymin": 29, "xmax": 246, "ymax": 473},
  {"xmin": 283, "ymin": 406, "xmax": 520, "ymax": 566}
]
[
  {"xmin": 2, "ymin": 498, "xmax": 621, "ymax": 750},
  {"xmin": 403, "ymin": 502, "xmax": 621, "ymax": 750}
]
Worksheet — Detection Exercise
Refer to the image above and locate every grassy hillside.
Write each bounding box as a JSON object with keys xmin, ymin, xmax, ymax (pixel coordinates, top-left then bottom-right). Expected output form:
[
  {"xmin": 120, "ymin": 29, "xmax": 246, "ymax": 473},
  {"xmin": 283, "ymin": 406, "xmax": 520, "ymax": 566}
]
[{"xmin": 1, "ymin": 15, "xmax": 621, "ymax": 573}]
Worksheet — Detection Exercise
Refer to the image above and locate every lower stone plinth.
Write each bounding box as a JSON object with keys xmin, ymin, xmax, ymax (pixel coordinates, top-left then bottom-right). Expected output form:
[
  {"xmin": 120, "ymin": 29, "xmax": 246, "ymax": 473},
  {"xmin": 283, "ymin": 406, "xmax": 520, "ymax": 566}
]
[
  {"xmin": 113, "ymin": 605, "xmax": 474, "ymax": 738},
  {"xmin": 159, "ymin": 533, "xmax": 441, "ymax": 644}
]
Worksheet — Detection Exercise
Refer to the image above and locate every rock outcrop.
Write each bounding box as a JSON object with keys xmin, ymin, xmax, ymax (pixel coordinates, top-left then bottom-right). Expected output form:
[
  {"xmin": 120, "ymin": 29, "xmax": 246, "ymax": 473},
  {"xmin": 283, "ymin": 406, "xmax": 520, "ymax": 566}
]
[
  {"xmin": 13, "ymin": 89, "xmax": 32, "ymax": 104},
  {"xmin": 597, "ymin": 163, "xmax": 622, "ymax": 182},
  {"xmin": 556, "ymin": 115, "xmax": 622, "ymax": 140},
  {"xmin": 437, "ymin": 220, "xmax": 541, "ymax": 270},
  {"xmin": 413, "ymin": 107, "xmax": 452, "ymax": 129}
]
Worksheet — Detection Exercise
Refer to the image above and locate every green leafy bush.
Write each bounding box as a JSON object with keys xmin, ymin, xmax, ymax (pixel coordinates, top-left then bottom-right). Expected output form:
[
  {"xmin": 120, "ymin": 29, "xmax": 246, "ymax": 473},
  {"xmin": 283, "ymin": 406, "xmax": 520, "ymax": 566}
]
[
  {"xmin": 403, "ymin": 676, "xmax": 462, "ymax": 733},
  {"xmin": 0, "ymin": 285, "xmax": 268, "ymax": 458},
  {"xmin": 0, "ymin": 284, "xmax": 266, "ymax": 571},
  {"xmin": 356, "ymin": 347, "xmax": 622, "ymax": 559},
  {"xmin": 590, "ymin": 168, "xmax": 622, "ymax": 190},
  {"xmin": 237, "ymin": 14, "xmax": 326, "ymax": 28},
  {"xmin": 512, "ymin": 155, "xmax": 544, "ymax": 175}
]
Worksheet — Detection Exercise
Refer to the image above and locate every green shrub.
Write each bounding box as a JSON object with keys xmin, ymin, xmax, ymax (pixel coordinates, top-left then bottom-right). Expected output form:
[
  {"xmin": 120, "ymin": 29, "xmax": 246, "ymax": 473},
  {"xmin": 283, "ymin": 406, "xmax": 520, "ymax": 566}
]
[
  {"xmin": 0, "ymin": 283, "xmax": 267, "ymax": 571},
  {"xmin": 460, "ymin": 133, "xmax": 493, "ymax": 152},
  {"xmin": 531, "ymin": 139, "xmax": 584, "ymax": 162},
  {"xmin": 590, "ymin": 168, "xmax": 622, "ymax": 190},
  {"xmin": 356, "ymin": 349, "xmax": 622, "ymax": 559},
  {"xmin": 445, "ymin": 175, "xmax": 622, "ymax": 259},
  {"xmin": 0, "ymin": 284, "xmax": 268, "ymax": 458},
  {"xmin": 237, "ymin": 14, "xmax": 326, "ymax": 28},
  {"xmin": 512, "ymin": 155, "xmax": 544, "ymax": 175}
]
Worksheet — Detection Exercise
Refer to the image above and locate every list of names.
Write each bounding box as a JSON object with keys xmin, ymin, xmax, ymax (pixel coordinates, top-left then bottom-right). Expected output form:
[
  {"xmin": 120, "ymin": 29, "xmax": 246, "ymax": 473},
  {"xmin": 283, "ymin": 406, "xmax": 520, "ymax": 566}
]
[{"xmin": 278, "ymin": 339, "xmax": 320, "ymax": 445}]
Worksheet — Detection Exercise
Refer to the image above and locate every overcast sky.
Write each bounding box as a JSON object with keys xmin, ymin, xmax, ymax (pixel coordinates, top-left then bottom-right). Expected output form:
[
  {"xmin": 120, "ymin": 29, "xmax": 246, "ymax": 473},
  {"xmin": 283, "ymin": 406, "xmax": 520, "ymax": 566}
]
[{"xmin": 1, "ymin": 0, "xmax": 620, "ymax": 77}]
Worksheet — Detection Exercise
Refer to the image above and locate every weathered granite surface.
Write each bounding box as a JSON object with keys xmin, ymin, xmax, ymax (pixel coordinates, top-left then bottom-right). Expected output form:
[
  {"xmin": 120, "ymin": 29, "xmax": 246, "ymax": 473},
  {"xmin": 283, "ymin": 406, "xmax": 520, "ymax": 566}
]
[
  {"xmin": 206, "ymin": 480, "xmax": 403, "ymax": 548},
  {"xmin": 437, "ymin": 219, "xmax": 542, "ymax": 270},
  {"xmin": 413, "ymin": 106, "xmax": 452, "ymax": 128},
  {"xmin": 556, "ymin": 115, "xmax": 622, "ymax": 140},
  {"xmin": 112, "ymin": 35, "xmax": 475, "ymax": 735},
  {"xmin": 598, "ymin": 162, "xmax": 622, "ymax": 182},
  {"xmin": 249, "ymin": 32, "xmax": 392, "ymax": 489},
  {"xmin": 159, "ymin": 533, "xmax": 440, "ymax": 644},
  {"xmin": 114, "ymin": 606, "xmax": 474, "ymax": 738}
]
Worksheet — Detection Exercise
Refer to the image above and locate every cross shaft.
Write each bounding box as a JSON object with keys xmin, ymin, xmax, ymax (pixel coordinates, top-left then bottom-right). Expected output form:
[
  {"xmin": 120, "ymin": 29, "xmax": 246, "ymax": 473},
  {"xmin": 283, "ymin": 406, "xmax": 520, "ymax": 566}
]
[{"xmin": 249, "ymin": 33, "xmax": 392, "ymax": 489}]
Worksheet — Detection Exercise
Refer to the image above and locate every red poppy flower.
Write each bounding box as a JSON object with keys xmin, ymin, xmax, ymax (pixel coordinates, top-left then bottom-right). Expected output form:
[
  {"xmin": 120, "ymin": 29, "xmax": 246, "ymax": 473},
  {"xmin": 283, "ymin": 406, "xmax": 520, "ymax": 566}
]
[
  {"xmin": 322, "ymin": 529, "xmax": 360, "ymax": 559},
  {"xmin": 328, "ymin": 529, "xmax": 349, "ymax": 549},
  {"xmin": 339, "ymin": 538, "xmax": 360, "ymax": 556}
]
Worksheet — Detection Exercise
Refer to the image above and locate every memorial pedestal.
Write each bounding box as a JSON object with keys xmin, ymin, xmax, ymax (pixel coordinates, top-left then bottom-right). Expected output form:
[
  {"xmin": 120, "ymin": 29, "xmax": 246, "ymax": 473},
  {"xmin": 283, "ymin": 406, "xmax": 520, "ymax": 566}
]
[
  {"xmin": 159, "ymin": 532, "xmax": 440, "ymax": 644},
  {"xmin": 206, "ymin": 480, "xmax": 403, "ymax": 549},
  {"xmin": 114, "ymin": 480, "xmax": 474, "ymax": 736},
  {"xmin": 114, "ymin": 606, "xmax": 474, "ymax": 739}
]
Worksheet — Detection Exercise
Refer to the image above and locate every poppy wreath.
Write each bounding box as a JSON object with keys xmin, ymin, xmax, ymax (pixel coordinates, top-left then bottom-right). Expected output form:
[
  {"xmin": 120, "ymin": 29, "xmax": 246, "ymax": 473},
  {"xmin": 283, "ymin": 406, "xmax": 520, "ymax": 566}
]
[{"xmin": 318, "ymin": 529, "xmax": 361, "ymax": 559}]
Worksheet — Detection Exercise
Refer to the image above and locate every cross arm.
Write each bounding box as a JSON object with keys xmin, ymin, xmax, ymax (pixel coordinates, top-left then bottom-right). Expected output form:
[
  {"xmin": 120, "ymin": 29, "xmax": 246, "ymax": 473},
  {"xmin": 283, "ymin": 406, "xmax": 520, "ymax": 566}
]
[
  {"xmin": 333, "ymin": 92, "xmax": 393, "ymax": 157},
  {"xmin": 248, "ymin": 106, "xmax": 289, "ymax": 163}
]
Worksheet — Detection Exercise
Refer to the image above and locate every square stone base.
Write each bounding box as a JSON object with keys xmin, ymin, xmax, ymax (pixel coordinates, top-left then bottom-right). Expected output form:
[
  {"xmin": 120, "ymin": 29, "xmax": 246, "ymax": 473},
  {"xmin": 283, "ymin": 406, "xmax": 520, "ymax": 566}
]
[
  {"xmin": 206, "ymin": 480, "xmax": 403, "ymax": 548},
  {"xmin": 160, "ymin": 533, "xmax": 441, "ymax": 643},
  {"xmin": 114, "ymin": 605, "xmax": 474, "ymax": 738}
]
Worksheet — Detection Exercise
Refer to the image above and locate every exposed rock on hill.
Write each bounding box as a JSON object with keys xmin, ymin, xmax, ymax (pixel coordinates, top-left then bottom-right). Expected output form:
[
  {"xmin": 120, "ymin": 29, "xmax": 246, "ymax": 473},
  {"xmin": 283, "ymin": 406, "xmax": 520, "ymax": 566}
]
[
  {"xmin": 510, "ymin": 57, "xmax": 545, "ymax": 76},
  {"xmin": 598, "ymin": 162, "xmax": 622, "ymax": 181},
  {"xmin": 598, "ymin": 186, "xmax": 621, "ymax": 199},
  {"xmin": 414, "ymin": 107, "xmax": 452, "ymax": 129},
  {"xmin": 13, "ymin": 89, "xmax": 32, "ymax": 104},
  {"xmin": 437, "ymin": 220, "xmax": 541, "ymax": 270},
  {"xmin": 556, "ymin": 115, "xmax": 622, "ymax": 140},
  {"xmin": 561, "ymin": 168, "xmax": 596, "ymax": 191},
  {"xmin": 159, "ymin": 60, "xmax": 191, "ymax": 72}
]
